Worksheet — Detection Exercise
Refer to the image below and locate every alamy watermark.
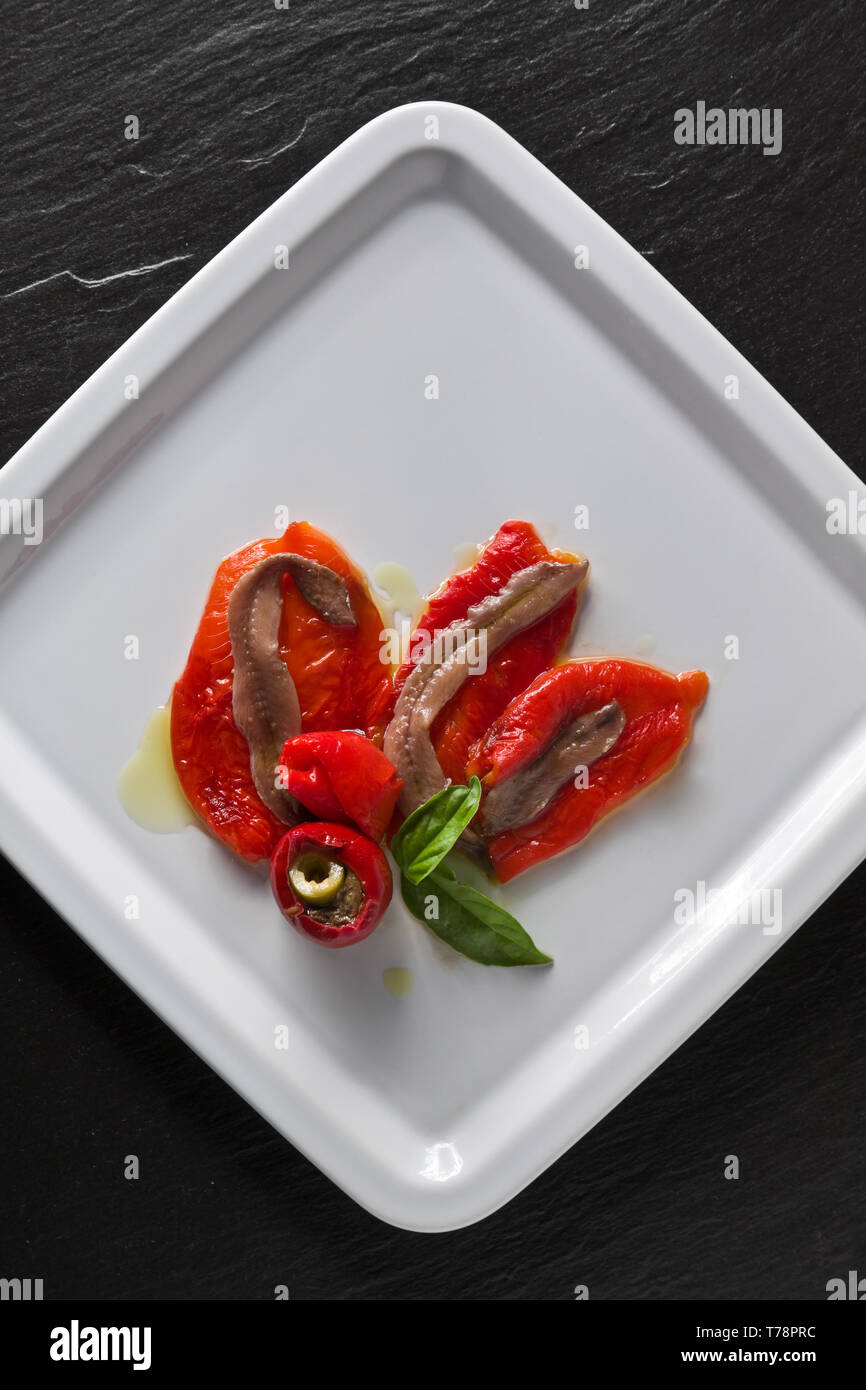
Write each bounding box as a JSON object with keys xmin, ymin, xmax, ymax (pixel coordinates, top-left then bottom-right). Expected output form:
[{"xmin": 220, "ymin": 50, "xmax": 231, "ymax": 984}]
[
  {"xmin": 826, "ymin": 1269, "xmax": 866, "ymax": 1300},
  {"xmin": 50, "ymin": 1322, "xmax": 151, "ymax": 1370},
  {"xmin": 0, "ymin": 496, "xmax": 43, "ymax": 545},
  {"xmin": 674, "ymin": 877, "xmax": 783, "ymax": 936},
  {"xmin": 826, "ymin": 491, "xmax": 866, "ymax": 534},
  {"xmin": 675, "ymin": 102, "xmax": 782, "ymax": 157},
  {"xmin": 378, "ymin": 624, "xmax": 488, "ymax": 674},
  {"xmin": 0, "ymin": 1276, "xmax": 43, "ymax": 1300}
]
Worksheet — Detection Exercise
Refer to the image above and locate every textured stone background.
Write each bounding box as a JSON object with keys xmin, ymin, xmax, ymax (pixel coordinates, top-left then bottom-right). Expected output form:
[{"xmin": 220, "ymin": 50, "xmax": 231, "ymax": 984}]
[{"xmin": 1, "ymin": 0, "xmax": 864, "ymax": 1298}]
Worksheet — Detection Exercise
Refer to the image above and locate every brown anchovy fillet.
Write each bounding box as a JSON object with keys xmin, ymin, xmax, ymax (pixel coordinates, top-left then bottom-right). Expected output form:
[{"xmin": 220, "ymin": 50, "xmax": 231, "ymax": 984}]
[
  {"xmin": 383, "ymin": 559, "xmax": 587, "ymax": 824},
  {"xmin": 228, "ymin": 553, "xmax": 357, "ymax": 822},
  {"xmin": 479, "ymin": 700, "xmax": 625, "ymax": 837}
]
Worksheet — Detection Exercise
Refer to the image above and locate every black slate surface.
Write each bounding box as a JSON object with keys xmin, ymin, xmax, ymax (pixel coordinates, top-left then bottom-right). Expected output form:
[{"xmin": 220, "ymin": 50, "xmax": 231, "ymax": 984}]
[{"xmin": 1, "ymin": 0, "xmax": 864, "ymax": 1300}]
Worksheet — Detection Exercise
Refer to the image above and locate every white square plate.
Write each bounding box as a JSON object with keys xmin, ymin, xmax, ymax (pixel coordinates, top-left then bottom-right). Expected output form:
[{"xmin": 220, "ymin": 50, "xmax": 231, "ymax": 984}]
[{"xmin": 2, "ymin": 102, "xmax": 866, "ymax": 1231}]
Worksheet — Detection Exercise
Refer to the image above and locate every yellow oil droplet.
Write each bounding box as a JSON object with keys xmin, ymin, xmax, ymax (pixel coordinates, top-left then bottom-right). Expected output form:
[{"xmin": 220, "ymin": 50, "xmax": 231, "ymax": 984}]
[
  {"xmin": 373, "ymin": 562, "xmax": 425, "ymax": 664},
  {"xmin": 453, "ymin": 541, "xmax": 482, "ymax": 571},
  {"xmin": 118, "ymin": 704, "xmax": 195, "ymax": 833},
  {"xmin": 373, "ymin": 562, "xmax": 423, "ymax": 624},
  {"xmin": 382, "ymin": 967, "xmax": 414, "ymax": 998},
  {"xmin": 371, "ymin": 587, "xmax": 396, "ymax": 632}
]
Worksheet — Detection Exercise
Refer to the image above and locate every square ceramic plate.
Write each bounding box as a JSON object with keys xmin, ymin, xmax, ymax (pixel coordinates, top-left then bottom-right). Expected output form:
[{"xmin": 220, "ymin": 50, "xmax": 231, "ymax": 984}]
[{"xmin": 2, "ymin": 102, "xmax": 866, "ymax": 1232}]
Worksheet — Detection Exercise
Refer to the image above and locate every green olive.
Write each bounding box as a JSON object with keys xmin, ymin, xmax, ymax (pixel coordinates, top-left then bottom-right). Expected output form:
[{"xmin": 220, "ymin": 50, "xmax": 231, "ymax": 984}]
[{"xmin": 289, "ymin": 851, "xmax": 345, "ymax": 905}]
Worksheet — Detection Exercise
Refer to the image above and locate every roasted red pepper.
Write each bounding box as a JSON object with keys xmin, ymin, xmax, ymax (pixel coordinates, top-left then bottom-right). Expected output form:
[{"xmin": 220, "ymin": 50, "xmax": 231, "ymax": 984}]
[
  {"xmin": 270, "ymin": 822, "xmax": 392, "ymax": 947},
  {"xmin": 171, "ymin": 522, "xmax": 393, "ymax": 862},
  {"xmin": 393, "ymin": 520, "xmax": 585, "ymax": 784},
  {"xmin": 469, "ymin": 659, "xmax": 709, "ymax": 882},
  {"xmin": 278, "ymin": 731, "xmax": 401, "ymax": 843}
]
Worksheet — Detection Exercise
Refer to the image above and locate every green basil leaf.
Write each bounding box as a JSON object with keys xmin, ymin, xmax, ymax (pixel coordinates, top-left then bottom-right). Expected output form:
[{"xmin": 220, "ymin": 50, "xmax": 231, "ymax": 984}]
[
  {"xmin": 400, "ymin": 864, "xmax": 552, "ymax": 967},
  {"xmin": 391, "ymin": 778, "xmax": 482, "ymax": 884}
]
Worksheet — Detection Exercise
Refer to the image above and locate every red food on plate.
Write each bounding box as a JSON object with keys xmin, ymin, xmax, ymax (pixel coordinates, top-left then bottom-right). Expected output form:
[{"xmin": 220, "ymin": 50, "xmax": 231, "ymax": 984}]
[
  {"xmin": 270, "ymin": 821, "xmax": 392, "ymax": 948},
  {"xmin": 171, "ymin": 522, "xmax": 393, "ymax": 863},
  {"xmin": 393, "ymin": 520, "xmax": 585, "ymax": 784},
  {"xmin": 469, "ymin": 658, "xmax": 709, "ymax": 882},
  {"xmin": 278, "ymin": 730, "xmax": 401, "ymax": 843}
]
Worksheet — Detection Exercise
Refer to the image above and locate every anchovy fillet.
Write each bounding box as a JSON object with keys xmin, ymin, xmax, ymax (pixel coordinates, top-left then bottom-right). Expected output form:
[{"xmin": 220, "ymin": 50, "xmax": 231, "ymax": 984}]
[
  {"xmin": 228, "ymin": 553, "xmax": 357, "ymax": 821},
  {"xmin": 383, "ymin": 559, "xmax": 587, "ymax": 822},
  {"xmin": 480, "ymin": 700, "xmax": 625, "ymax": 837}
]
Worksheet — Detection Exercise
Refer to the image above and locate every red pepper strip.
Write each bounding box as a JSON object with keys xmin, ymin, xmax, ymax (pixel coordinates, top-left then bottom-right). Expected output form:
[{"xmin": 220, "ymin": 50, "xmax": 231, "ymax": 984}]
[
  {"xmin": 393, "ymin": 521, "xmax": 585, "ymax": 785},
  {"xmin": 469, "ymin": 659, "xmax": 709, "ymax": 882},
  {"xmin": 171, "ymin": 522, "xmax": 393, "ymax": 863},
  {"xmin": 270, "ymin": 822, "xmax": 392, "ymax": 948},
  {"xmin": 278, "ymin": 731, "xmax": 402, "ymax": 843}
]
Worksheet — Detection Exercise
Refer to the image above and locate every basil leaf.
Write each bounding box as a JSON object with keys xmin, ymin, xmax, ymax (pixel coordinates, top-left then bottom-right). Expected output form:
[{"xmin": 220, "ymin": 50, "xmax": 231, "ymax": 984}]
[
  {"xmin": 391, "ymin": 778, "xmax": 482, "ymax": 884},
  {"xmin": 401, "ymin": 864, "xmax": 552, "ymax": 967}
]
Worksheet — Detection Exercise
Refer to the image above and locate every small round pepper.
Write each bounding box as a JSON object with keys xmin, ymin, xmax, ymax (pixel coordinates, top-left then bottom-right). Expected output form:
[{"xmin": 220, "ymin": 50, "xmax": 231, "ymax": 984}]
[{"xmin": 270, "ymin": 822, "xmax": 392, "ymax": 948}]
